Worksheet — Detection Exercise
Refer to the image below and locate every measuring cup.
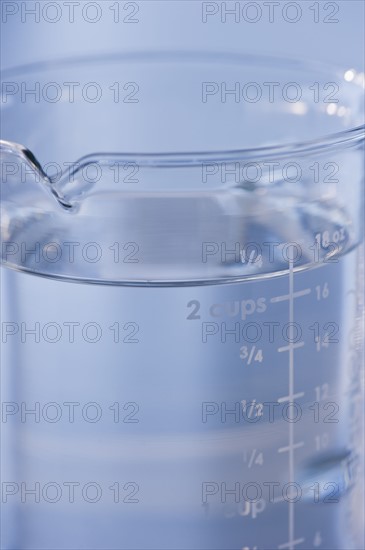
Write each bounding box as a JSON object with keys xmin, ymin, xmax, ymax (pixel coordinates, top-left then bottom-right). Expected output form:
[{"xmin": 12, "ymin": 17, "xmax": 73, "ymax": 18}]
[{"xmin": 1, "ymin": 52, "xmax": 364, "ymax": 550}]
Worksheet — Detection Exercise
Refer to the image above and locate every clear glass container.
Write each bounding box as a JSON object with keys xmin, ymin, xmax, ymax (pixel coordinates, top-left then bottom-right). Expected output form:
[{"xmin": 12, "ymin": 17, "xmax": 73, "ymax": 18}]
[{"xmin": 1, "ymin": 52, "xmax": 364, "ymax": 550}]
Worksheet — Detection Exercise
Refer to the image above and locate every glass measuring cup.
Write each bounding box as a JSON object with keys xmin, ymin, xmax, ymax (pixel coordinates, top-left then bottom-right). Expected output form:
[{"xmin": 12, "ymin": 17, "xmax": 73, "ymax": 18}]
[{"xmin": 1, "ymin": 52, "xmax": 364, "ymax": 550}]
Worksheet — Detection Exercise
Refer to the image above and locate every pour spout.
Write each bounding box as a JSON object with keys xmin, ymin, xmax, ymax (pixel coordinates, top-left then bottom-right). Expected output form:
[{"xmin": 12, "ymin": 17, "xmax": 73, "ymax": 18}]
[{"xmin": 0, "ymin": 140, "xmax": 71, "ymax": 208}]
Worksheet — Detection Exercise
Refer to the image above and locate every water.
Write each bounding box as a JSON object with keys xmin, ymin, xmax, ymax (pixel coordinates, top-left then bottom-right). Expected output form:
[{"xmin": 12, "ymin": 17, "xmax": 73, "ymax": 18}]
[{"xmin": 1, "ymin": 243, "xmax": 364, "ymax": 550}]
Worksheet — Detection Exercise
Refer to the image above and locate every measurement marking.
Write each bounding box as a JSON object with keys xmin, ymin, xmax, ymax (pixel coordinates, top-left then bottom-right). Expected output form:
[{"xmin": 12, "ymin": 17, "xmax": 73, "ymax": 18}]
[
  {"xmin": 288, "ymin": 259, "xmax": 295, "ymax": 550},
  {"xmin": 278, "ymin": 441, "xmax": 304, "ymax": 454},
  {"xmin": 270, "ymin": 288, "xmax": 311, "ymax": 303},
  {"xmin": 247, "ymin": 345, "xmax": 256, "ymax": 365},
  {"xmin": 278, "ymin": 538, "xmax": 305, "ymax": 549},
  {"xmin": 278, "ymin": 342, "xmax": 304, "ymax": 353},
  {"xmin": 248, "ymin": 449, "xmax": 257, "ymax": 468},
  {"xmin": 278, "ymin": 392, "xmax": 305, "ymax": 403}
]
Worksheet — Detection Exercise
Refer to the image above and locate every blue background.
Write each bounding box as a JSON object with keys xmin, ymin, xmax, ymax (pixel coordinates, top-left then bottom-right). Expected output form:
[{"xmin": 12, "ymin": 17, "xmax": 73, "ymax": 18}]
[{"xmin": 1, "ymin": 1, "xmax": 364, "ymax": 71}]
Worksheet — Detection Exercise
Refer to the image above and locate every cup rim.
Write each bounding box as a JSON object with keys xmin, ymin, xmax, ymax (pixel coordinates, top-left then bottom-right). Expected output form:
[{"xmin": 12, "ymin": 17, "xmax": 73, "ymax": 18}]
[{"xmin": 1, "ymin": 50, "xmax": 364, "ymax": 166}]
